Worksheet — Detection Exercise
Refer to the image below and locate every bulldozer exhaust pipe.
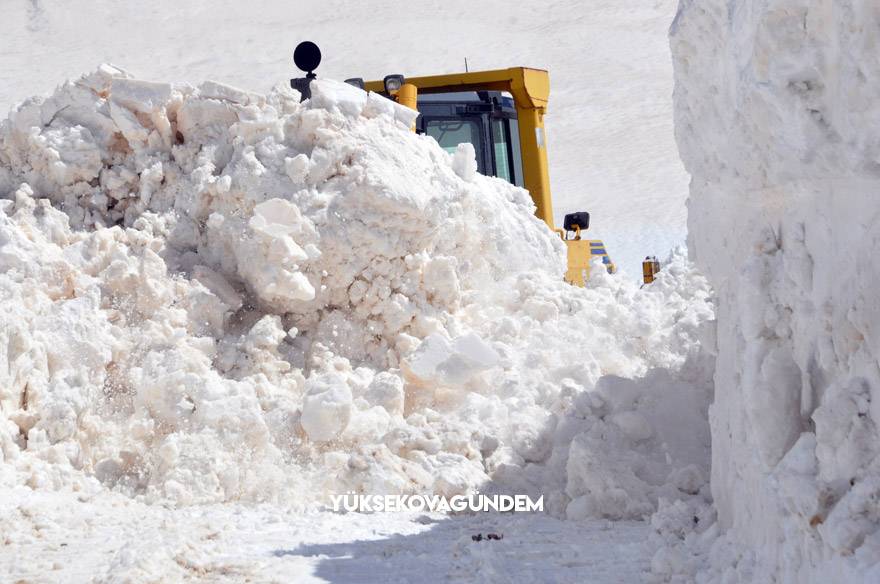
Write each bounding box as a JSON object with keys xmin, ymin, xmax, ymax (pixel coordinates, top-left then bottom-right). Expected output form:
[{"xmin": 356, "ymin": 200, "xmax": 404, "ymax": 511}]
[{"xmin": 396, "ymin": 83, "xmax": 418, "ymax": 112}]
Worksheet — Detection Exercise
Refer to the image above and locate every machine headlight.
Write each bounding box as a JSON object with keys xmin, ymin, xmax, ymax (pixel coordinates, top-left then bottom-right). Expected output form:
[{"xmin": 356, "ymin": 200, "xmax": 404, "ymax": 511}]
[
  {"xmin": 383, "ymin": 74, "xmax": 405, "ymax": 94},
  {"xmin": 345, "ymin": 78, "xmax": 365, "ymax": 90}
]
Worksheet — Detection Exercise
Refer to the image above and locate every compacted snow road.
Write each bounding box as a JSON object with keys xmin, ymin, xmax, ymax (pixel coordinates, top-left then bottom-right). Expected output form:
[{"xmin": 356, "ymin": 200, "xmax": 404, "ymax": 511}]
[{"xmin": 2, "ymin": 490, "xmax": 650, "ymax": 583}]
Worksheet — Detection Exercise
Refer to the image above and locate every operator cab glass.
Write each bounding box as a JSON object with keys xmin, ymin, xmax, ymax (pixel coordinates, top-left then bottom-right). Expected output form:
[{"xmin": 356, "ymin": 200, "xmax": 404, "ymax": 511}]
[
  {"xmin": 417, "ymin": 91, "xmax": 524, "ymax": 188},
  {"xmin": 425, "ymin": 119, "xmax": 482, "ymax": 157}
]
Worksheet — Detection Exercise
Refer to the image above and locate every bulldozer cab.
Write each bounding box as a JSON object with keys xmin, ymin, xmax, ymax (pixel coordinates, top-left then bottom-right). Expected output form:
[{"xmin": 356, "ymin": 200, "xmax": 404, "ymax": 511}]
[
  {"xmin": 417, "ymin": 91, "xmax": 525, "ymax": 189},
  {"xmin": 288, "ymin": 44, "xmax": 615, "ymax": 285},
  {"xmin": 406, "ymin": 82, "xmax": 616, "ymax": 286}
]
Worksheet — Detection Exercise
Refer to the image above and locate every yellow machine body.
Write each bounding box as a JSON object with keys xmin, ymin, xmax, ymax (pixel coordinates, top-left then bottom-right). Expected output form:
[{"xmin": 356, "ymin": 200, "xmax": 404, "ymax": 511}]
[
  {"xmin": 562, "ymin": 238, "xmax": 616, "ymax": 286},
  {"xmin": 390, "ymin": 83, "xmax": 419, "ymax": 126},
  {"xmin": 364, "ymin": 67, "xmax": 611, "ymax": 285},
  {"xmin": 642, "ymin": 257, "xmax": 661, "ymax": 285}
]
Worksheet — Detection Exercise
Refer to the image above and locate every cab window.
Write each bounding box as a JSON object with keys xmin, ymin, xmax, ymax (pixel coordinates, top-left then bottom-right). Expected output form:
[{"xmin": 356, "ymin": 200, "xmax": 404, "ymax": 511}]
[
  {"xmin": 491, "ymin": 118, "xmax": 512, "ymax": 184},
  {"xmin": 425, "ymin": 119, "xmax": 482, "ymax": 158}
]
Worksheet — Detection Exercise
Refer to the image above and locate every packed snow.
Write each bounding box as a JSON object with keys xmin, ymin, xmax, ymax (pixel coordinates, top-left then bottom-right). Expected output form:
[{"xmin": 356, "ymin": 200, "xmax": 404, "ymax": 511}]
[
  {"xmin": 1, "ymin": 487, "xmax": 656, "ymax": 583},
  {"xmin": 0, "ymin": 63, "xmax": 714, "ymax": 581},
  {"xmin": 658, "ymin": 1, "xmax": 880, "ymax": 582}
]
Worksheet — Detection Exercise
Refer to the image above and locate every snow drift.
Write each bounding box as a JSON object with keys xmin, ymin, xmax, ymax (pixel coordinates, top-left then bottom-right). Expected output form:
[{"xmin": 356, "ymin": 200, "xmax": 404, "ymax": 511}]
[
  {"xmin": 0, "ymin": 66, "xmax": 713, "ymax": 520},
  {"xmin": 668, "ymin": 1, "xmax": 880, "ymax": 582}
]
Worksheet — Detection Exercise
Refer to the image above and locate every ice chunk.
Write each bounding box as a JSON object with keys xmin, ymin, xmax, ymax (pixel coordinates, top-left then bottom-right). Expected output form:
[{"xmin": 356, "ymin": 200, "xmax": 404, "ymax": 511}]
[
  {"xmin": 284, "ymin": 153, "xmax": 310, "ymax": 183},
  {"xmin": 110, "ymin": 78, "xmax": 173, "ymax": 113},
  {"xmin": 309, "ymin": 79, "xmax": 367, "ymax": 118},
  {"xmin": 197, "ymin": 80, "xmax": 254, "ymax": 105},
  {"xmin": 364, "ymin": 372, "xmax": 405, "ymax": 415},
  {"xmin": 451, "ymin": 142, "xmax": 478, "ymax": 182},
  {"xmin": 301, "ymin": 373, "xmax": 353, "ymax": 442},
  {"xmin": 406, "ymin": 332, "xmax": 500, "ymax": 386},
  {"xmin": 363, "ymin": 91, "xmax": 397, "ymax": 119},
  {"xmin": 249, "ymin": 199, "xmax": 309, "ymax": 250}
]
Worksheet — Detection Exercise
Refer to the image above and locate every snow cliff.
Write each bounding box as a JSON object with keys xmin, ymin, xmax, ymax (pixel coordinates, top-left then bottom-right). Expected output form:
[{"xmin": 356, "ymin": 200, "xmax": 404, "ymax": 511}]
[{"xmin": 670, "ymin": 1, "xmax": 880, "ymax": 581}]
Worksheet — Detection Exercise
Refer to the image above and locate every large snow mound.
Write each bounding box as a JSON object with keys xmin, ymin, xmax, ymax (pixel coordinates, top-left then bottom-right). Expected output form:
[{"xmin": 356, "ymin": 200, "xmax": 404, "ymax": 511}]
[
  {"xmin": 0, "ymin": 0, "xmax": 690, "ymax": 276},
  {"xmin": 665, "ymin": 1, "xmax": 880, "ymax": 582},
  {"xmin": 0, "ymin": 67, "xmax": 714, "ymax": 517}
]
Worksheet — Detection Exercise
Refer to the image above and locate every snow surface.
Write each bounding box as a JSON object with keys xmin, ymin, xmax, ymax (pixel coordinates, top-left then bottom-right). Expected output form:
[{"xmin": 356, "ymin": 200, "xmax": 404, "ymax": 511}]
[
  {"xmin": 661, "ymin": 1, "xmax": 880, "ymax": 582},
  {"xmin": 0, "ymin": 58, "xmax": 714, "ymax": 581},
  {"xmin": 0, "ymin": 0, "xmax": 688, "ymax": 277},
  {"xmin": 1, "ymin": 488, "xmax": 653, "ymax": 583}
]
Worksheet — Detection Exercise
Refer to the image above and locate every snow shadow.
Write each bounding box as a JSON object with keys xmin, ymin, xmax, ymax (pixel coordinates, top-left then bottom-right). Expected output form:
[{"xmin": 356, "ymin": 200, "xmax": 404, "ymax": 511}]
[{"xmin": 271, "ymin": 513, "xmax": 650, "ymax": 583}]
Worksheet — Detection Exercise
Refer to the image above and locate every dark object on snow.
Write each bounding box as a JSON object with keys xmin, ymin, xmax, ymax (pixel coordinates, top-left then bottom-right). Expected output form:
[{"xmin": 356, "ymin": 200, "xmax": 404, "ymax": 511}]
[
  {"xmin": 294, "ymin": 41, "xmax": 321, "ymax": 73},
  {"xmin": 563, "ymin": 212, "xmax": 590, "ymax": 232},
  {"xmin": 291, "ymin": 41, "xmax": 322, "ymax": 101},
  {"xmin": 472, "ymin": 533, "xmax": 503, "ymax": 542}
]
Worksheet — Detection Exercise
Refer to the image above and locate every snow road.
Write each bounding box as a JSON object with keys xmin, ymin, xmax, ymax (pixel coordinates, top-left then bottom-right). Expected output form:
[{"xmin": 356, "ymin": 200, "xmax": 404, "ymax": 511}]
[{"xmin": 2, "ymin": 490, "xmax": 650, "ymax": 583}]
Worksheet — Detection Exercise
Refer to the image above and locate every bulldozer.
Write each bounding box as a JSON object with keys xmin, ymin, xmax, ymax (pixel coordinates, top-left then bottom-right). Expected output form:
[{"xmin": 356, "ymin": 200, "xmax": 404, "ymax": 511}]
[{"xmin": 291, "ymin": 41, "xmax": 615, "ymax": 286}]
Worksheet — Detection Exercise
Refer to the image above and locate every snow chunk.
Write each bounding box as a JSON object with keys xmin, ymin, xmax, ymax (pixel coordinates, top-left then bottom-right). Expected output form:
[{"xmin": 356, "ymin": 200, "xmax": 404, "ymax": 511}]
[
  {"xmin": 197, "ymin": 80, "xmax": 255, "ymax": 105},
  {"xmin": 110, "ymin": 78, "xmax": 173, "ymax": 113},
  {"xmin": 301, "ymin": 373, "xmax": 353, "ymax": 442},
  {"xmin": 405, "ymin": 332, "xmax": 500, "ymax": 386},
  {"xmin": 309, "ymin": 79, "xmax": 368, "ymax": 118},
  {"xmin": 451, "ymin": 142, "xmax": 478, "ymax": 182},
  {"xmin": 364, "ymin": 372, "xmax": 405, "ymax": 416}
]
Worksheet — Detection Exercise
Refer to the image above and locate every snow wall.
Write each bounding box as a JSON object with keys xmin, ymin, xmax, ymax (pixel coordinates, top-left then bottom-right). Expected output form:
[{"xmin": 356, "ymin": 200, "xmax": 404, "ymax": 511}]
[
  {"xmin": 0, "ymin": 67, "xmax": 715, "ymax": 519},
  {"xmin": 671, "ymin": 1, "xmax": 880, "ymax": 581}
]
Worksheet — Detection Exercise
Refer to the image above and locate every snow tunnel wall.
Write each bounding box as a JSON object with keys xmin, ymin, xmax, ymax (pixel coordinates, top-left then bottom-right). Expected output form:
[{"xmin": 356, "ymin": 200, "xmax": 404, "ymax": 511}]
[{"xmin": 671, "ymin": 1, "xmax": 880, "ymax": 581}]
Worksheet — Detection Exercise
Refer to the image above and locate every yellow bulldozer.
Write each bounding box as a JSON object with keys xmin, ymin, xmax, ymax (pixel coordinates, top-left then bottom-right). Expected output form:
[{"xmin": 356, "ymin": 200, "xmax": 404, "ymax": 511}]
[{"xmin": 291, "ymin": 41, "xmax": 616, "ymax": 286}]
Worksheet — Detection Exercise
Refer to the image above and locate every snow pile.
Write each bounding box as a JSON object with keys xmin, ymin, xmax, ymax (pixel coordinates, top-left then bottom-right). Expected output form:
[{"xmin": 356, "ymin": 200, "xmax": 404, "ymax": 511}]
[
  {"xmin": 452, "ymin": 252, "xmax": 715, "ymax": 519},
  {"xmin": 0, "ymin": 66, "xmax": 713, "ymax": 518},
  {"xmin": 665, "ymin": 1, "xmax": 880, "ymax": 582}
]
